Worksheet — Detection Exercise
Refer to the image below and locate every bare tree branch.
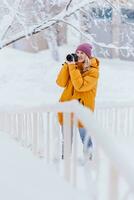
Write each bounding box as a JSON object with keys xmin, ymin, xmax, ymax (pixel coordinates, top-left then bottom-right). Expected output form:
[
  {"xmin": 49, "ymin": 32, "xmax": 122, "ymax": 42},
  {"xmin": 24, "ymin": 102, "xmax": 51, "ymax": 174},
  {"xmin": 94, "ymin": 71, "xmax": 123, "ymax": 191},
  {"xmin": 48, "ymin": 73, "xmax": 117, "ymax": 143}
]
[
  {"xmin": 66, "ymin": 0, "xmax": 73, "ymax": 11},
  {"xmin": 49, "ymin": 19, "xmax": 134, "ymax": 50},
  {"xmin": 1, "ymin": 0, "xmax": 94, "ymax": 48},
  {"xmin": 2, "ymin": 16, "xmax": 133, "ymax": 52},
  {"xmin": 0, "ymin": 0, "xmax": 134, "ymax": 55},
  {"xmin": 0, "ymin": 0, "xmax": 22, "ymax": 41}
]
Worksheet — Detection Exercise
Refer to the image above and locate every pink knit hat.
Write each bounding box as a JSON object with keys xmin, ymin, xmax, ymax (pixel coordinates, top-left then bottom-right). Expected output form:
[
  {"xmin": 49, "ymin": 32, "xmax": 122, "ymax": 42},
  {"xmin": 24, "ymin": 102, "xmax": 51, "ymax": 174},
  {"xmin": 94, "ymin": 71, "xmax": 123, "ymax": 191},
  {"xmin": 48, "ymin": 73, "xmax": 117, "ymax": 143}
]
[{"xmin": 76, "ymin": 43, "xmax": 92, "ymax": 58}]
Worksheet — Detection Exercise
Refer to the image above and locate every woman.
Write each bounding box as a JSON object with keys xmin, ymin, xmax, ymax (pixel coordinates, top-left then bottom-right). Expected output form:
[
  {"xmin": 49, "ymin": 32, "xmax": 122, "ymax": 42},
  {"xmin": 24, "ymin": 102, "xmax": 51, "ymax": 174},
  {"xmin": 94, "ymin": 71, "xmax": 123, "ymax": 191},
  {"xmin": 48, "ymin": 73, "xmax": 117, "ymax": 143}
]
[{"xmin": 56, "ymin": 43, "xmax": 99, "ymax": 160}]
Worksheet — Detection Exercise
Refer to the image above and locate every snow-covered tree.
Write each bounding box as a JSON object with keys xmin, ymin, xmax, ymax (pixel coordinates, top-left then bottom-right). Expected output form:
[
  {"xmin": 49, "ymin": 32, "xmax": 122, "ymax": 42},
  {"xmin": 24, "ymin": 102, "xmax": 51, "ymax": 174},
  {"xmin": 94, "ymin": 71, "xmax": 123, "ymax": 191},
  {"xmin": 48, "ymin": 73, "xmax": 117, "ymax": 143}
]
[{"xmin": 0, "ymin": 0, "xmax": 134, "ymax": 60}]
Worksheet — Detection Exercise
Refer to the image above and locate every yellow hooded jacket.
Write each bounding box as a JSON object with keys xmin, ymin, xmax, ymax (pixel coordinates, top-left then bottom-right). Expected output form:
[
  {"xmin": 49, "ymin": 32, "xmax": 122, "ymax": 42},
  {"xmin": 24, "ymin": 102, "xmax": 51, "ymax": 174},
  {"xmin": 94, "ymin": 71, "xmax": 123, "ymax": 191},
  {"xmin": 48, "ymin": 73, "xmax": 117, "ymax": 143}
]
[{"xmin": 56, "ymin": 57, "xmax": 99, "ymax": 127}]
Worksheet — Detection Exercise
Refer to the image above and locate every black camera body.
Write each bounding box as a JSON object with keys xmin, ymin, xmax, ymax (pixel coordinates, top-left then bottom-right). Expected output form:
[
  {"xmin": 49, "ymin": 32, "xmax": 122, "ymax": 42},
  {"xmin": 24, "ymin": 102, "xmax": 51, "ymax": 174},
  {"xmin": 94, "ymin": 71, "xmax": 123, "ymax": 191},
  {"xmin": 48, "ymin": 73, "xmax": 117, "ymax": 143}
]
[{"xmin": 66, "ymin": 53, "xmax": 78, "ymax": 62}]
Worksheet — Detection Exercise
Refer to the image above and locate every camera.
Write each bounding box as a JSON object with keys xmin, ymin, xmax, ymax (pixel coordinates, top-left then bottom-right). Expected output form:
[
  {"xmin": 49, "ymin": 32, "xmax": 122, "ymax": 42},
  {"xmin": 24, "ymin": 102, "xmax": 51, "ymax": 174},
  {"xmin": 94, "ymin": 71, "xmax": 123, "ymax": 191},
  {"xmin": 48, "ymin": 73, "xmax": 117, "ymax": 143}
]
[{"xmin": 66, "ymin": 53, "xmax": 78, "ymax": 62}]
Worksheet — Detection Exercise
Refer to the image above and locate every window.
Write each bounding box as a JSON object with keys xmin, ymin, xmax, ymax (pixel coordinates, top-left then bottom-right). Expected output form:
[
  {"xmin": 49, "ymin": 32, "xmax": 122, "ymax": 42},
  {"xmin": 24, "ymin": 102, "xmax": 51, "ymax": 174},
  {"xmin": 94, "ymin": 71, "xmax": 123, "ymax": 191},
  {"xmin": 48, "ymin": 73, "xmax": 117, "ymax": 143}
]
[
  {"xmin": 121, "ymin": 8, "xmax": 134, "ymax": 22},
  {"xmin": 91, "ymin": 7, "xmax": 112, "ymax": 20}
]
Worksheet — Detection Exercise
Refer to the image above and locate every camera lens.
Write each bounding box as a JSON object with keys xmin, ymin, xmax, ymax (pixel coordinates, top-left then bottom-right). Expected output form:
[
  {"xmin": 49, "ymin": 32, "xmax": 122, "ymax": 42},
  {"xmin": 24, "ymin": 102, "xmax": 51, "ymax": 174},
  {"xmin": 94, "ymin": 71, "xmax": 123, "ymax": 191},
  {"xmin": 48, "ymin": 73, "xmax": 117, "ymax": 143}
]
[
  {"xmin": 66, "ymin": 53, "xmax": 78, "ymax": 62},
  {"xmin": 66, "ymin": 54, "xmax": 73, "ymax": 62},
  {"xmin": 72, "ymin": 53, "xmax": 78, "ymax": 62}
]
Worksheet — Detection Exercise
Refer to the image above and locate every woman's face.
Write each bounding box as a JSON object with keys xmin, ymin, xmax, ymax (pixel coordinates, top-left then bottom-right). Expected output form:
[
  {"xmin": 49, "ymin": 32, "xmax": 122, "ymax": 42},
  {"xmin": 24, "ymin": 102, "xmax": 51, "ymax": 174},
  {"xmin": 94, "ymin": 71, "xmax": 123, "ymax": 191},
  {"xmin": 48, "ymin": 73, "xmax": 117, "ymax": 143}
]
[{"xmin": 76, "ymin": 50, "xmax": 87, "ymax": 63}]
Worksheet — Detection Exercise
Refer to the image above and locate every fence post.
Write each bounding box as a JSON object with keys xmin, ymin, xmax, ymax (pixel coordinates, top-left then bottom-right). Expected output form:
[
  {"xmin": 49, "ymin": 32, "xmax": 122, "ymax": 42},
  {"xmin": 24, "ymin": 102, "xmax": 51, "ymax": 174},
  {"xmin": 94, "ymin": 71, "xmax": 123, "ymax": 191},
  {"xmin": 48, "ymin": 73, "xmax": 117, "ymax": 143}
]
[
  {"xmin": 46, "ymin": 112, "xmax": 50, "ymax": 163},
  {"xmin": 63, "ymin": 112, "xmax": 71, "ymax": 182},
  {"xmin": 72, "ymin": 115, "xmax": 77, "ymax": 187},
  {"xmin": 32, "ymin": 112, "xmax": 38, "ymax": 155}
]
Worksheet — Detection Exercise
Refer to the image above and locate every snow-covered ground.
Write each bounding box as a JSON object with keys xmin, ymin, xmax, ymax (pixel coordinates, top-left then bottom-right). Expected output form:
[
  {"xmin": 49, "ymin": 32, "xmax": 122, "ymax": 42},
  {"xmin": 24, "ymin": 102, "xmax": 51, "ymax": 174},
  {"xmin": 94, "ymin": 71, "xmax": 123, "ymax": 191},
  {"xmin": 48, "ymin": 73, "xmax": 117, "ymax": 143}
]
[
  {"xmin": 0, "ymin": 46, "xmax": 134, "ymax": 199},
  {"xmin": 0, "ymin": 131, "xmax": 89, "ymax": 200},
  {"xmin": 0, "ymin": 46, "xmax": 134, "ymax": 108}
]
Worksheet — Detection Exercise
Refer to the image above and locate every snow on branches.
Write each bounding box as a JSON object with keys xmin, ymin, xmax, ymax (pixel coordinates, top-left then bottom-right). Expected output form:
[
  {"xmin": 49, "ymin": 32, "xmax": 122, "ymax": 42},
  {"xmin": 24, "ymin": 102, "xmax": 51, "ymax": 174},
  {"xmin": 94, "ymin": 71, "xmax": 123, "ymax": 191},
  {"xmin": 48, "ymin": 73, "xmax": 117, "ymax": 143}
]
[{"xmin": 0, "ymin": 0, "xmax": 134, "ymax": 59}]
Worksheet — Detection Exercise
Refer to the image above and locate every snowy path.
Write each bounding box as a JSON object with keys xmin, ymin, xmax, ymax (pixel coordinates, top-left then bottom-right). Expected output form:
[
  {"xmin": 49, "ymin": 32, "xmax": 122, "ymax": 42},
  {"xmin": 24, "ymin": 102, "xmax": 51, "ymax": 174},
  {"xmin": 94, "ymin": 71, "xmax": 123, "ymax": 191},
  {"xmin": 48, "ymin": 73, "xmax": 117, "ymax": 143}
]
[{"xmin": 0, "ymin": 132, "xmax": 89, "ymax": 200}]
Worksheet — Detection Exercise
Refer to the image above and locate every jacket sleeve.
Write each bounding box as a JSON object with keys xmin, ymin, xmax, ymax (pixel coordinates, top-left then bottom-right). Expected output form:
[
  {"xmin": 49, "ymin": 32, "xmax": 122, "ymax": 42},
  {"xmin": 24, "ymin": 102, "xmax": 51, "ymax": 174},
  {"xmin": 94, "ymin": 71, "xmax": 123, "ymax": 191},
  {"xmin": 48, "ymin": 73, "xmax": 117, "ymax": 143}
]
[
  {"xmin": 68, "ymin": 64, "xmax": 99, "ymax": 92},
  {"xmin": 56, "ymin": 63, "xmax": 70, "ymax": 87}
]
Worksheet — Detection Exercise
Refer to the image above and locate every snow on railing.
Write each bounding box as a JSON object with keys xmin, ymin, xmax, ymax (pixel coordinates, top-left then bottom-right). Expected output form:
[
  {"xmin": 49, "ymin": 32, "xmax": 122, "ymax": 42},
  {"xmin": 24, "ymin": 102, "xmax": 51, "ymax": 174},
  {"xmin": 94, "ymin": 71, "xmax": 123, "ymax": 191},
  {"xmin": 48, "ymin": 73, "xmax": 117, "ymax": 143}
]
[{"xmin": 0, "ymin": 101, "xmax": 134, "ymax": 199}]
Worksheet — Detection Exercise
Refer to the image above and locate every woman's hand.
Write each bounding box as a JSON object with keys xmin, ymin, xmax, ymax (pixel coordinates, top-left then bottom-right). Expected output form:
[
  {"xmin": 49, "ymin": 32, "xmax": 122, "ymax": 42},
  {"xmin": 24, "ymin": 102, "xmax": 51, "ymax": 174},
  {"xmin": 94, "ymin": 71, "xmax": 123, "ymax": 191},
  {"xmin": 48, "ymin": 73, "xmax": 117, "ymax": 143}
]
[{"xmin": 66, "ymin": 60, "xmax": 75, "ymax": 65}]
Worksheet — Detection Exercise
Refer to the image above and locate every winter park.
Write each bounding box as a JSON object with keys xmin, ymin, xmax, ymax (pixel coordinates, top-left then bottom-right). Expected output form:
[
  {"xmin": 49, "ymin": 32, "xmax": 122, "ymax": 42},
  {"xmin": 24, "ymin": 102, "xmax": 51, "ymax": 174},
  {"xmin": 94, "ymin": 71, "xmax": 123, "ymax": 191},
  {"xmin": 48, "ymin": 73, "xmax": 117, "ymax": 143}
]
[{"xmin": 0, "ymin": 0, "xmax": 134, "ymax": 200}]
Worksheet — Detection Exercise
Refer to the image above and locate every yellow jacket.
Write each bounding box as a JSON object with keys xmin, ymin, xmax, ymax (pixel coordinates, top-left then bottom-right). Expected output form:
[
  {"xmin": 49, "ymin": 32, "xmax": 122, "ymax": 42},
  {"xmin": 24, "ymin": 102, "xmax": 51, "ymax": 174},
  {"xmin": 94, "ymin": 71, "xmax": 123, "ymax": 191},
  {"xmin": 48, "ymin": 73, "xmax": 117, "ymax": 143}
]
[{"xmin": 56, "ymin": 57, "xmax": 99, "ymax": 127}]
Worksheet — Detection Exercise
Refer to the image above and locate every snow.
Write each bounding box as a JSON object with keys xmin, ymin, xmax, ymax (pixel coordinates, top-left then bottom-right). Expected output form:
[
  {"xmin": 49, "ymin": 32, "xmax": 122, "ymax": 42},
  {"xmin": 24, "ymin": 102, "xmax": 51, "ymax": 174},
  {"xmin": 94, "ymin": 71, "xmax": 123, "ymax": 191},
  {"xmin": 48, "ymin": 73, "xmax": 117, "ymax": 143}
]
[
  {"xmin": 0, "ymin": 131, "xmax": 89, "ymax": 200},
  {"xmin": 0, "ymin": 47, "xmax": 60, "ymax": 106},
  {"xmin": 0, "ymin": 46, "xmax": 134, "ymax": 199},
  {"xmin": 0, "ymin": 46, "xmax": 134, "ymax": 107},
  {"xmin": 97, "ymin": 58, "xmax": 134, "ymax": 103}
]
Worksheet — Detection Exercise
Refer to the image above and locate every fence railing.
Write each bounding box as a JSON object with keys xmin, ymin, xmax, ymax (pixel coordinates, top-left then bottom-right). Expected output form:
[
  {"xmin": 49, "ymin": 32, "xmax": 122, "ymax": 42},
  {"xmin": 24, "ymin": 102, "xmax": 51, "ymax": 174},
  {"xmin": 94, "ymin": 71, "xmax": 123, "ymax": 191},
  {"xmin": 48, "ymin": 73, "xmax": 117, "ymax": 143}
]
[
  {"xmin": 0, "ymin": 101, "xmax": 134, "ymax": 200},
  {"xmin": 95, "ymin": 101, "xmax": 134, "ymax": 137}
]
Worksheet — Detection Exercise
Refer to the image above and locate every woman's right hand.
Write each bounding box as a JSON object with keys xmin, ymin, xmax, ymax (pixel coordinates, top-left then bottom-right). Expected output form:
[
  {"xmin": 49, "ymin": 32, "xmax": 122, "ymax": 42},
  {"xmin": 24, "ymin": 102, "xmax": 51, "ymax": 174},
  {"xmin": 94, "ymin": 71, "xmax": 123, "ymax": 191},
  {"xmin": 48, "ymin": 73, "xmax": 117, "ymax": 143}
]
[{"xmin": 66, "ymin": 60, "xmax": 75, "ymax": 65}]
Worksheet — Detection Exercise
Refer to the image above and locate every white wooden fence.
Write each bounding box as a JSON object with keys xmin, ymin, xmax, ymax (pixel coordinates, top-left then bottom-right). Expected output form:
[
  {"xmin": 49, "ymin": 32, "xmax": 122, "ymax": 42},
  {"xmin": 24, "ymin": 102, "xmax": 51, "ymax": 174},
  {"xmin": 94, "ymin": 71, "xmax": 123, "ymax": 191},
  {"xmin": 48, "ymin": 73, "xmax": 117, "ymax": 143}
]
[{"xmin": 0, "ymin": 101, "xmax": 134, "ymax": 200}]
